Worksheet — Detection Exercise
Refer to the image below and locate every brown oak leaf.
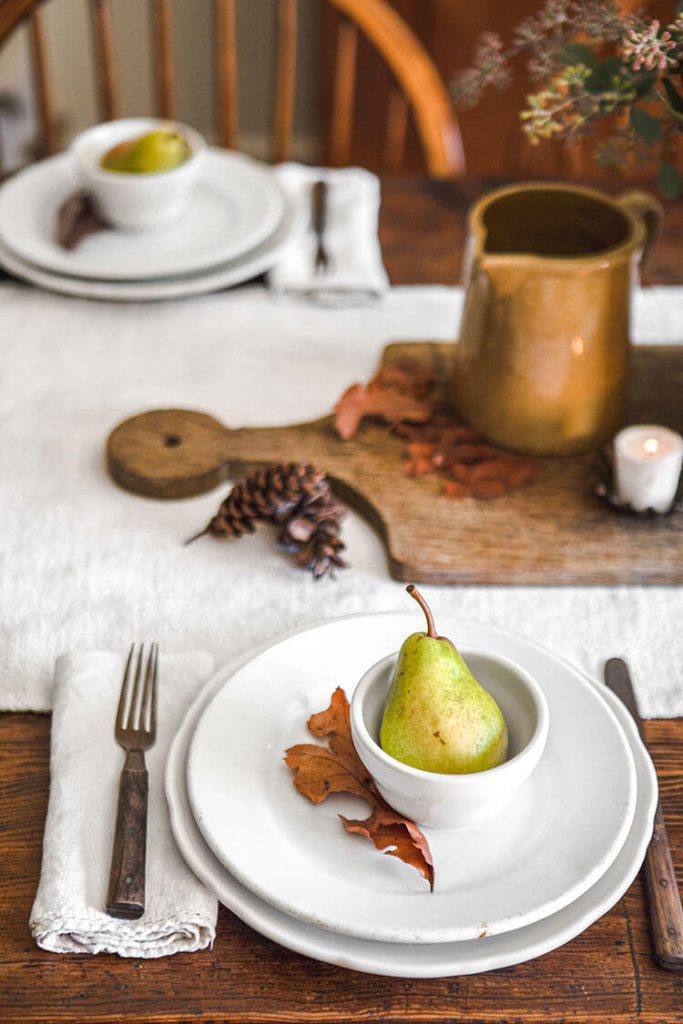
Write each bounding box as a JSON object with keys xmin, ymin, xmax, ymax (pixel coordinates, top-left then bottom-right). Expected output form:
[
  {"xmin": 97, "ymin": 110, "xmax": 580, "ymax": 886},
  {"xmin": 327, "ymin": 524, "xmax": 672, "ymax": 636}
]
[
  {"xmin": 331, "ymin": 357, "xmax": 537, "ymax": 501},
  {"xmin": 392, "ymin": 421, "xmax": 444, "ymax": 444},
  {"xmin": 334, "ymin": 382, "xmax": 432, "ymax": 441},
  {"xmin": 403, "ymin": 442, "xmax": 435, "ymax": 477},
  {"xmin": 443, "ymin": 479, "xmax": 469, "ymax": 498},
  {"xmin": 285, "ymin": 687, "xmax": 435, "ymax": 890},
  {"xmin": 373, "ymin": 359, "xmax": 437, "ymax": 399},
  {"xmin": 432, "ymin": 442, "xmax": 500, "ymax": 469}
]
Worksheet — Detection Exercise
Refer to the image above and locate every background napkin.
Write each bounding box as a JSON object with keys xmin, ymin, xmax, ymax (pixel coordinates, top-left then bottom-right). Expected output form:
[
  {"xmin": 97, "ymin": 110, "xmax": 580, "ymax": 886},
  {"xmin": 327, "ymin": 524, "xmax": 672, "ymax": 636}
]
[
  {"xmin": 0, "ymin": 283, "xmax": 681, "ymax": 719},
  {"xmin": 269, "ymin": 163, "xmax": 389, "ymax": 305},
  {"xmin": 30, "ymin": 649, "xmax": 218, "ymax": 957}
]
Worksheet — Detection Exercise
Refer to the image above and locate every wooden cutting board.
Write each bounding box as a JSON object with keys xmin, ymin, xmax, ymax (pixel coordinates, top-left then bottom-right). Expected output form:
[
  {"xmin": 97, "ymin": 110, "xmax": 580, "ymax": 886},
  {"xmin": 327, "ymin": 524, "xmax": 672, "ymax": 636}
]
[{"xmin": 107, "ymin": 342, "xmax": 683, "ymax": 585}]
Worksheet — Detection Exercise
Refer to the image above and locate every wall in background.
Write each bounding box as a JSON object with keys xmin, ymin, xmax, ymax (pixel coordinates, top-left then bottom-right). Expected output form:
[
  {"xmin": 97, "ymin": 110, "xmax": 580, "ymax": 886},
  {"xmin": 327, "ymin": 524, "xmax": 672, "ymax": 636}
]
[{"xmin": 0, "ymin": 0, "xmax": 321, "ymax": 168}]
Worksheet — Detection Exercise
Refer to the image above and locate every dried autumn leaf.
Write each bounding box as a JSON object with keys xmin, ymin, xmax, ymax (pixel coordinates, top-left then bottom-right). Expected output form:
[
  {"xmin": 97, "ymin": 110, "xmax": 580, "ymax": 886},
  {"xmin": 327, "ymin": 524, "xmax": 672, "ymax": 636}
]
[
  {"xmin": 334, "ymin": 382, "xmax": 433, "ymax": 441},
  {"xmin": 330, "ymin": 356, "xmax": 537, "ymax": 502},
  {"xmin": 373, "ymin": 359, "xmax": 437, "ymax": 399},
  {"xmin": 403, "ymin": 442, "xmax": 435, "ymax": 477},
  {"xmin": 443, "ymin": 479, "xmax": 469, "ymax": 498},
  {"xmin": 392, "ymin": 421, "xmax": 444, "ymax": 444},
  {"xmin": 503, "ymin": 458, "xmax": 536, "ymax": 487},
  {"xmin": 448, "ymin": 463, "xmax": 474, "ymax": 484},
  {"xmin": 285, "ymin": 687, "xmax": 435, "ymax": 891},
  {"xmin": 470, "ymin": 478, "xmax": 508, "ymax": 500},
  {"xmin": 437, "ymin": 423, "xmax": 480, "ymax": 445},
  {"xmin": 469, "ymin": 458, "xmax": 514, "ymax": 482}
]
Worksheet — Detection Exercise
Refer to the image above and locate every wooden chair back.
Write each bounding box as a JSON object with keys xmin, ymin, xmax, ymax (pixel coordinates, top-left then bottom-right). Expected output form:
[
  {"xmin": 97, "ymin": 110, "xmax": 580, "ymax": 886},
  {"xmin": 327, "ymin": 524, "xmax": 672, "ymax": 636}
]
[{"xmin": 0, "ymin": 0, "xmax": 464, "ymax": 178}]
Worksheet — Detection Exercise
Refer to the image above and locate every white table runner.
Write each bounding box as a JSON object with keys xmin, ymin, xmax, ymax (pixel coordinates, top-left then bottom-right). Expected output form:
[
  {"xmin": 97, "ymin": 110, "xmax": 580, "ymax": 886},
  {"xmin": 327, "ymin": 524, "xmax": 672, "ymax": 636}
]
[{"xmin": 1, "ymin": 283, "xmax": 681, "ymax": 717}]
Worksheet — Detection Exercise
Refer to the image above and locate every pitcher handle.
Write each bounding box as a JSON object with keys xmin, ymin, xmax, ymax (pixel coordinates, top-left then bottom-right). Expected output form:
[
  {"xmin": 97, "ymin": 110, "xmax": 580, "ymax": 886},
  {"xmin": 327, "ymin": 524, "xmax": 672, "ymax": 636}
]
[{"xmin": 617, "ymin": 190, "xmax": 663, "ymax": 274}]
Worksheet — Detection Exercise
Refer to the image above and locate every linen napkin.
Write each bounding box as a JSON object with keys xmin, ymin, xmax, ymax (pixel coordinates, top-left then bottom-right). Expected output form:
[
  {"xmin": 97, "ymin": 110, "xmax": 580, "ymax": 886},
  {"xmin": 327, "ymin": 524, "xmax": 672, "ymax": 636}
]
[
  {"xmin": 30, "ymin": 649, "xmax": 218, "ymax": 957},
  {"xmin": 269, "ymin": 163, "xmax": 389, "ymax": 305}
]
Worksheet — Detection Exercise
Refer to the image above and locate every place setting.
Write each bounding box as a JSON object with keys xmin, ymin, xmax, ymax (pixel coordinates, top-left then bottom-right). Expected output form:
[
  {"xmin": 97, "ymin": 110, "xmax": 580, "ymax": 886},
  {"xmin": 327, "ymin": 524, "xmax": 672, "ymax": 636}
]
[
  {"xmin": 0, "ymin": 116, "xmax": 388, "ymax": 304},
  {"xmin": 28, "ymin": 587, "xmax": 667, "ymax": 976}
]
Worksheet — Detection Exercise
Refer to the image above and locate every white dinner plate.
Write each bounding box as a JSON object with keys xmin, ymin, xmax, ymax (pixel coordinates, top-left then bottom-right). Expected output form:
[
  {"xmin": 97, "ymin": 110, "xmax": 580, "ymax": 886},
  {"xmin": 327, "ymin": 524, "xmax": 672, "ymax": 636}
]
[
  {"xmin": 0, "ymin": 195, "xmax": 306, "ymax": 301},
  {"xmin": 0, "ymin": 149, "xmax": 285, "ymax": 280},
  {"xmin": 165, "ymin": 616, "xmax": 657, "ymax": 977},
  {"xmin": 185, "ymin": 614, "xmax": 637, "ymax": 945}
]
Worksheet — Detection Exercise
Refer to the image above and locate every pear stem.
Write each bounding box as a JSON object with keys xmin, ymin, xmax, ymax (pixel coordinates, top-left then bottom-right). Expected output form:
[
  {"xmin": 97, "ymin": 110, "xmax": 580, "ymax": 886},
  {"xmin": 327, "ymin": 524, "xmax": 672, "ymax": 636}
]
[{"xmin": 406, "ymin": 584, "xmax": 437, "ymax": 638}]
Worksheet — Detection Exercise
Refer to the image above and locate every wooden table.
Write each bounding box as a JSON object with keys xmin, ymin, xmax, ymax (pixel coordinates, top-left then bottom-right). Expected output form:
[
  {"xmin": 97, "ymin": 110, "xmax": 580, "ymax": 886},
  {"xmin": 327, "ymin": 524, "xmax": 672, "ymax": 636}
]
[{"xmin": 1, "ymin": 178, "xmax": 682, "ymax": 1024}]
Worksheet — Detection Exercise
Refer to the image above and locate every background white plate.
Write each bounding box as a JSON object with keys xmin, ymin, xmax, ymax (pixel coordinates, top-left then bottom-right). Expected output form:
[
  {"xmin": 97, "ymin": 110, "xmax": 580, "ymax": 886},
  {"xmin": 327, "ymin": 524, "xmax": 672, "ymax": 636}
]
[
  {"xmin": 166, "ymin": 617, "xmax": 658, "ymax": 977},
  {"xmin": 0, "ymin": 149, "xmax": 285, "ymax": 280},
  {"xmin": 0, "ymin": 197, "xmax": 305, "ymax": 301},
  {"xmin": 186, "ymin": 614, "xmax": 637, "ymax": 944}
]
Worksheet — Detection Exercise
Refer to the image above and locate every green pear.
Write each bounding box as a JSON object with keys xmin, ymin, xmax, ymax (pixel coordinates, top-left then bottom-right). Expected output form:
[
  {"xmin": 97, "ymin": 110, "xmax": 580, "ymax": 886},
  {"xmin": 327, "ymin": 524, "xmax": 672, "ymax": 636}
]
[
  {"xmin": 380, "ymin": 586, "xmax": 508, "ymax": 774},
  {"xmin": 101, "ymin": 130, "xmax": 190, "ymax": 174}
]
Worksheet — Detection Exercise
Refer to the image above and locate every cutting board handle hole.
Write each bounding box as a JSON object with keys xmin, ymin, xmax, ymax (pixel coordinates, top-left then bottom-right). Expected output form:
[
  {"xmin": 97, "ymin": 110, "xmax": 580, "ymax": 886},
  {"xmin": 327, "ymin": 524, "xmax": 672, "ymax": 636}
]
[{"xmin": 164, "ymin": 435, "xmax": 182, "ymax": 448}]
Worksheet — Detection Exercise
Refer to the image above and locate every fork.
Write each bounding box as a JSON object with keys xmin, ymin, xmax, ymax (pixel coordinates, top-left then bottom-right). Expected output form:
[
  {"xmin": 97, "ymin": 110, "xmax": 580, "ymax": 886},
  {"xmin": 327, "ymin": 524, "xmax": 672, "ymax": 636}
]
[
  {"xmin": 105, "ymin": 643, "xmax": 159, "ymax": 920},
  {"xmin": 311, "ymin": 179, "xmax": 330, "ymax": 275}
]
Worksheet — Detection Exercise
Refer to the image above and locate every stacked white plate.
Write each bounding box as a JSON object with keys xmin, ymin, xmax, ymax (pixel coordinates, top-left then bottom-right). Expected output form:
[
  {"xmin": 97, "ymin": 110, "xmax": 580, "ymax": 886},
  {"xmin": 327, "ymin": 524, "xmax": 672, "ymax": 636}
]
[
  {"xmin": 165, "ymin": 612, "xmax": 658, "ymax": 977},
  {"xmin": 0, "ymin": 149, "xmax": 305, "ymax": 301}
]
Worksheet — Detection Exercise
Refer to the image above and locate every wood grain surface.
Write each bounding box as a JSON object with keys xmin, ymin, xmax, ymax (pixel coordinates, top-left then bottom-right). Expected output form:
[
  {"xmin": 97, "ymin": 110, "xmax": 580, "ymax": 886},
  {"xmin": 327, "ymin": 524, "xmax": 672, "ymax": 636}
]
[
  {"xmin": 0, "ymin": 712, "xmax": 681, "ymax": 1023},
  {"xmin": 376, "ymin": 178, "xmax": 683, "ymax": 288},
  {"xmin": 107, "ymin": 343, "xmax": 683, "ymax": 585},
  {"xmin": 2, "ymin": 177, "xmax": 683, "ymax": 1024}
]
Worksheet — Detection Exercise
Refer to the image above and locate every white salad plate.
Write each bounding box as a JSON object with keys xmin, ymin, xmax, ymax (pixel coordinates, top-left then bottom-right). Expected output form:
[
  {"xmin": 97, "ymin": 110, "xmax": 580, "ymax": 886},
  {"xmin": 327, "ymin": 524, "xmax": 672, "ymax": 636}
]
[
  {"xmin": 0, "ymin": 193, "xmax": 305, "ymax": 301},
  {"xmin": 184, "ymin": 613, "xmax": 638, "ymax": 946},
  {"xmin": 166, "ymin": 615, "xmax": 657, "ymax": 977},
  {"xmin": 0, "ymin": 149, "xmax": 285, "ymax": 280}
]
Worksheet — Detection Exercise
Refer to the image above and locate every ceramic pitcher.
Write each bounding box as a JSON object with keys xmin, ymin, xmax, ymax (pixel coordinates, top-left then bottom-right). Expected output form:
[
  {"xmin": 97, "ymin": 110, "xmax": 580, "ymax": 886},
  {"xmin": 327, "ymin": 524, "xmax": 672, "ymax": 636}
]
[{"xmin": 451, "ymin": 183, "xmax": 661, "ymax": 456}]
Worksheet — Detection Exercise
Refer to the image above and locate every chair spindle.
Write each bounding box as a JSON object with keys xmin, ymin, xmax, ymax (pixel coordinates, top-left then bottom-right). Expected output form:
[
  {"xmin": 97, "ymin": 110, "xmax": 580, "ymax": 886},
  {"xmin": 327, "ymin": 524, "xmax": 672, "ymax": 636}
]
[
  {"xmin": 90, "ymin": 0, "xmax": 119, "ymax": 122},
  {"xmin": 329, "ymin": 15, "xmax": 357, "ymax": 167},
  {"xmin": 216, "ymin": 0, "xmax": 238, "ymax": 148},
  {"xmin": 151, "ymin": 0, "xmax": 176, "ymax": 119},
  {"xmin": 383, "ymin": 87, "xmax": 408, "ymax": 172},
  {"xmin": 28, "ymin": 6, "xmax": 57, "ymax": 156},
  {"xmin": 272, "ymin": 0, "xmax": 297, "ymax": 163}
]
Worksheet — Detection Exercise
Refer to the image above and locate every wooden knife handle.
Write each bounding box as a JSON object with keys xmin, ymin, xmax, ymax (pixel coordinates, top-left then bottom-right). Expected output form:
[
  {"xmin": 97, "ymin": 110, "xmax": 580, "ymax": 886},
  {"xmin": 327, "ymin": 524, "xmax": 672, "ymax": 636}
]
[
  {"xmin": 643, "ymin": 801, "xmax": 683, "ymax": 969},
  {"xmin": 106, "ymin": 751, "xmax": 148, "ymax": 919}
]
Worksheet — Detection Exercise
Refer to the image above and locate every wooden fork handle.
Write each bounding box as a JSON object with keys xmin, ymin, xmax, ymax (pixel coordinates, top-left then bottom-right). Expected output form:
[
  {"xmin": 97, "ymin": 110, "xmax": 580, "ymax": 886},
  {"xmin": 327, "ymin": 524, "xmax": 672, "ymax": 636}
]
[
  {"xmin": 106, "ymin": 750, "xmax": 148, "ymax": 919},
  {"xmin": 311, "ymin": 179, "xmax": 327, "ymax": 238},
  {"xmin": 643, "ymin": 800, "xmax": 683, "ymax": 970}
]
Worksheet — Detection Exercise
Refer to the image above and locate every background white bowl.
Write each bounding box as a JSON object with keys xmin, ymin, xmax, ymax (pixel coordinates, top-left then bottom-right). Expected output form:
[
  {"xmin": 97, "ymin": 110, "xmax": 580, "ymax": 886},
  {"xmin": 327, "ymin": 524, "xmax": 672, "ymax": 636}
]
[
  {"xmin": 351, "ymin": 647, "xmax": 550, "ymax": 829},
  {"xmin": 70, "ymin": 117, "xmax": 206, "ymax": 231}
]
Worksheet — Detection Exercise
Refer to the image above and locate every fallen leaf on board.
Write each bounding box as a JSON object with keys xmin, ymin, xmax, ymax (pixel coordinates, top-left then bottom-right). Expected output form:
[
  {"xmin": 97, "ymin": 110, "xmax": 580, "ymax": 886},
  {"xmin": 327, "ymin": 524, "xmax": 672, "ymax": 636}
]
[
  {"xmin": 331, "ymin": 357, "xmax": 537, "ymax": 500},
  {"xmin": 285, "ymin": 687, "xmax": 435, "ymax": 891},
  {"xmin": 334, "ymin": 382, "xmax": 432, "ymax": 441}
]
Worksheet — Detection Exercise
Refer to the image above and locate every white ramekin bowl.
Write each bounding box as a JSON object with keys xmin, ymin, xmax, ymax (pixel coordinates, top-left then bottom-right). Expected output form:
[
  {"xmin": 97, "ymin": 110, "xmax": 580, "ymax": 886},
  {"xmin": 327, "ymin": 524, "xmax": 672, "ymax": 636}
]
[
  {"xmin": 70, "ymin": 117, "xmax": 206, "ymax": 231},
  {"xmin": 350, "ymin": 647, "xmax": 549, "ymax": 830}
]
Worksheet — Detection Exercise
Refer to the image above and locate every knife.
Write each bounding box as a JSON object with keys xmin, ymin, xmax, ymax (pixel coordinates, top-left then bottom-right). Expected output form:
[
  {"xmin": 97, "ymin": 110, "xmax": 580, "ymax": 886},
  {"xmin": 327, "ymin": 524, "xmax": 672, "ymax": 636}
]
[{"xmin": 605, "ymin": 657, "xmax": 683, "ymax": 970}]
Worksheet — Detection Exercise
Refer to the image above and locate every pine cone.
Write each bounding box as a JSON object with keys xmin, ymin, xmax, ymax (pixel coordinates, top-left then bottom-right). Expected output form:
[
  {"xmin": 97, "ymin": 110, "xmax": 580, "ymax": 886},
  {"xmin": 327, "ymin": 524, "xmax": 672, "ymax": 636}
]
[
  {"xmin": 204, "ymin": 463, "xmax": 329, "ymax": 538},
  {"xmin": 294, "ymin": 532, "xmax": 347, "ymax": 580},
  {"xmin": 187, "ymin": 462, "xmax": 348, "ymax": 579}
]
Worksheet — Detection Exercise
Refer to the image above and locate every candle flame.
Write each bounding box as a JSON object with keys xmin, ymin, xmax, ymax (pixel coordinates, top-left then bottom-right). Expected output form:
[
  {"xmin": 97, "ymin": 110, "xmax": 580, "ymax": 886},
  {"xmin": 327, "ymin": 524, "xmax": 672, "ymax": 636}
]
[
  {"xmin": 570, "ymin": 336, "xmax": 584, "ymax": 356},
  {"xmin": 643, "ymin": 437, "xmax": 659, "ymax": 454}
]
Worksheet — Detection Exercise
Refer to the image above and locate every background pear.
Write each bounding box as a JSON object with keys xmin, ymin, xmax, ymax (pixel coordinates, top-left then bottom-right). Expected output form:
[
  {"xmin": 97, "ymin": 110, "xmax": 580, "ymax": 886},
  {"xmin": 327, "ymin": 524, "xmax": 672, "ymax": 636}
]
[
  {"xmin": 101, "ymin": 130, "xmax": 190, "ymax": 174},
  {"xmin": 380, "ymin": 586, "xmax": 508, "ymax": 774}
]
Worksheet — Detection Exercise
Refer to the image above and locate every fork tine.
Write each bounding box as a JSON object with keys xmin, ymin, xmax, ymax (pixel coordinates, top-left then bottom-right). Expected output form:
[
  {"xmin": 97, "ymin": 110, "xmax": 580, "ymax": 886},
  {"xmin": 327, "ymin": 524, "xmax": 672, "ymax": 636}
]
[
  {"xmin": 141, "ymin": 642, "xmax": 158, "ymax": 736},
  {"xmin": 149, "ymin": 643, "xmax": 159, "ymax": 740},
  {"xmin": 125, "ymin": 643, "xmax": 145, "ymax": 730},
  {"xmin": 115, "ymin": 644, "xmax": 135, "ymax": 731}
]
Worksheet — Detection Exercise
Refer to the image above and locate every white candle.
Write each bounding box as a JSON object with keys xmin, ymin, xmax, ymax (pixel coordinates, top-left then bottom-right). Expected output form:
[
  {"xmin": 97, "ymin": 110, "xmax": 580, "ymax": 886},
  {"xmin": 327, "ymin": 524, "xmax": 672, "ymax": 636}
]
[{"xmin": 613, "ymin": 424, "xmax": 683, "ymax": 513}]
